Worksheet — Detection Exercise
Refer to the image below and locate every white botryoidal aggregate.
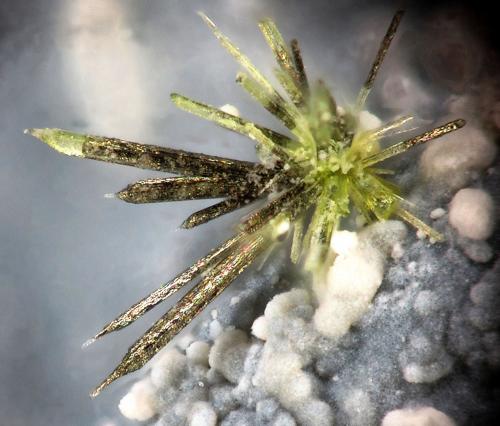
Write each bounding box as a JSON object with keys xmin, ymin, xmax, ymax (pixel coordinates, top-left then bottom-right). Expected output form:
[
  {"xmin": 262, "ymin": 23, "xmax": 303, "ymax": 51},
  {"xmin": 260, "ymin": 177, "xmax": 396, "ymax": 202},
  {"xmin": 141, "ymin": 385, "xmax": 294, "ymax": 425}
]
[
  {"xmin": 330, "ymin": 230, "xmax": 359, "ymax": 256},
  {"xmin": 254, "ymin": 346, "xmax": 313, "ymax": 404},
  {"xmin": 150, "ymin": 348, "xmax": 187, "ymax": 389},
  {"xmin": 448, "ymin": 188, "xmax": 495, "ymax": 240},
  {"xmin": 313, "ymin": 221, "xmax": 407, "ymax": 339},
  {"xmin": 247, "ymin": 221, "xmax": 407, "ymax": 425},
  {"xmin": 251, "ymin": 288, "xmax": 334, "ymax": 426},
  {"xmin": 119, "ymin": 348, "xmax": 193, "ymax": 422},
  {"xmin": 120, "ymin": 349, "xmax": 192, "ymax": 421},
  {"xmin": 116, "ymin": 212, "xmax": 494, "ymax": 425},
  {"xmin": 231, "ymin": 342, "xmax": 267, "ymax": 409},
  {"xmin": 186, "ymin": 341, "xmax": 210, "ymax": 366},
  {"xmin": 118, "ymin": 378, "xmax": 159, "ymax": 421},
  {"xmin": 251, "ymin": 315, "xmax": 268, "ymax": 341},
  {"xmin": 176, "ymin": 333, "xmax": 196, "ymax": 352},
  {"xmin": 209, "ymin": 329, "xmax": 251, "ymax": 384}
]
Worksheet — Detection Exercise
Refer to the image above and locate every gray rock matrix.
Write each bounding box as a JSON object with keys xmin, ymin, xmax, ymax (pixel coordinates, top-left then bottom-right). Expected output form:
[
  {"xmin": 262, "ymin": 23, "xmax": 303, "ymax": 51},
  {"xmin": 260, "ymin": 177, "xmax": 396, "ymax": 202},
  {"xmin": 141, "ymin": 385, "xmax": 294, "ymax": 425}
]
[
  {"xmin": 129, "ymin": 155, "xmax": 499, "ymax": 425},
  {"xmin": 127, "ymin": 212, "xmax": 499, "ymax": 425}
]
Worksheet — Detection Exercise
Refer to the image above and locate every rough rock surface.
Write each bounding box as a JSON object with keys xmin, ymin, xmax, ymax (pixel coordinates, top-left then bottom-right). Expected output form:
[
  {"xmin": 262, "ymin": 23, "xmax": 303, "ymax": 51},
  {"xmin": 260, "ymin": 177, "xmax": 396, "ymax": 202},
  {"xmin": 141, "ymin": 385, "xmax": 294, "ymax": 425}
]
[{"xmin": 118, "ymin": 211, "xmax": 500, "ymax": 425}]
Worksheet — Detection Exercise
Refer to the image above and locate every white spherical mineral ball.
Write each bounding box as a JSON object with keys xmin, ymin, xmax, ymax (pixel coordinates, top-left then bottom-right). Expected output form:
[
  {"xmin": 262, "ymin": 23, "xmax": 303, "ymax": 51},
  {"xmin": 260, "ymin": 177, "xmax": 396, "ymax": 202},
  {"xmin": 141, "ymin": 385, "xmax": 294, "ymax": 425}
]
[
  {"xmin": 251, "ymin": 315, "xmax": 268, "ymax": 341},
  {"xmin": 449, "ymin": 188, "xmax": 495, "ymax": 240},
  {"xmin": 186, "ymin": 341, "xmax": 210, "ymax": 366},
  {"xmin": 330, "ymin": 230, "xmax": 359, "ymax": 256},
  {"xmin": 118, "ymin": 379, "xmax": 158, "ymax": 421},
  {"xmin": 382, "ymin": 406, "xmax": 456, "ymax": 426}
]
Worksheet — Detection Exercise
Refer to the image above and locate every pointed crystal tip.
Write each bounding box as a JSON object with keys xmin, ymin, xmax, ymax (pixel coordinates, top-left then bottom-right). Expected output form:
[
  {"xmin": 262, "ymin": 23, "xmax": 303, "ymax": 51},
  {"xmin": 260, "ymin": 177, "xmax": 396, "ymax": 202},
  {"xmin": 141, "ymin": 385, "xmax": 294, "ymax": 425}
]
[
  {"xmin": 24, "ymin": 128, "xmax": 42, "ymax": 137},
  {"xmin": 197, "ymin": 11, "xmax": 214, "ymax": 26},
  {"xmin": 181, "ymin": 217, "xmax": 196, "ymax": 229},
  {"xmin": 90, "ymin": 370, "xmax": 121, "ymax": 398},
  {"xmin": 25, "ymin": 128, "xmax": 85, "ymax": 157},
  {"xmin": 25, "ymin": 128, "xmax": 47, "ymax": 138},
  {"xmin": 81, "ymin": 337, "xmax": 96, "ymax": 349}
]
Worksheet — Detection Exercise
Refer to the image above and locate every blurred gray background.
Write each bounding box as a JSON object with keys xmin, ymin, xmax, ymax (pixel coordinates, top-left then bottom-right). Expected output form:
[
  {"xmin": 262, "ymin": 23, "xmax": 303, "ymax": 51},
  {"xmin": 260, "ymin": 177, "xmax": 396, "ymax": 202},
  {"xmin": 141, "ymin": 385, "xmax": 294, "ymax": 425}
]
[{"xmin": 0, "ymin": 0, "xmax": 494, "ymax": 425}]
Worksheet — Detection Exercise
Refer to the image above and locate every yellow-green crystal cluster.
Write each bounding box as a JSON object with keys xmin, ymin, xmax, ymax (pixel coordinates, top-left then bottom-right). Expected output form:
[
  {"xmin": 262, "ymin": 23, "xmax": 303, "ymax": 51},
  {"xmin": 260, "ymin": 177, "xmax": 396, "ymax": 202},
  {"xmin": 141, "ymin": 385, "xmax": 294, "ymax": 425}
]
[{"xmin": 26, "ymin": 10, "xmax": 465, "ymax": 396}]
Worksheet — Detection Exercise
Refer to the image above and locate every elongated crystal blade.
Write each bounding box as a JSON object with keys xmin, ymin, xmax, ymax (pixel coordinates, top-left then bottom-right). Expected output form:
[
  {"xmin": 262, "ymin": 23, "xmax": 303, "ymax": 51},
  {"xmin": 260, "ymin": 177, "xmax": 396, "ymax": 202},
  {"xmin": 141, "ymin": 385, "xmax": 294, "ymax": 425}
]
[
  {"xmin": 199, "ymin": 13, "xmax": 304, "ymax": 120},
  {"xmin": 117, "ymin": 176, "xmax": 250, "ymax": 203},
  {"xmin": 303, "ymin": 194, "xmax": 339, "ymax": 271},
  {"xmin": 241, "ymin": 182, "xmax": 312, "ymax": 233},
  {"xmin": 171, "ymin": 93, "xmax": 294, "ymax": 158},
  {"xmin": 290, "ymin": 215, "xmax": 305, "ymax": 264},
  {"xmin": 362, "ymin": 119, "xmax": 466, "ymax": 167},
  {"xmin": 368, "ymin": 115, "xmax": 414, "ymax": 139},
  {"xmin": 274, "ymin": 67, "xmax": 304, "ymax": 107},
  {"xmin": 396, "ymin": 208, "xmax": 444, "ymax": 242},
  {"xmin": 91, "ymin": 231, "xmax": 246, "ymax": 341},
  {"xmin": 25, "ymin": 128, "xmax": 86, "ymax": 156},
  {"xmin": 308, "ymin": 81, "xmax": 340, "ymax": 148},
  {"xmin": 258, "ymin": 19, "xmax": 303, "ymax": 105},
  {"xmin": 290, "ymin": 39, "xmax": 309, "ymax": 92},
  {"xmin": 182, "ymin": 195, "xmax": 257, "ymax": 229},
  {"xmin": 356, "ymin": 10, "xmax": 404, "ymax": 110},
  {"xmin": 25, "ymin": 128, "xmax": 261, "ymax": 177},
  {"xmin": 198, "ymin": 12, "xmax": 276, "ymax": 96},
  {"xmin": 236, "ymin": 72, "xmax": 298, "ymax": 133},
  {"xmin": 90, "ymin": 234, "xmax": 266, "ymax": 397},
  {"xmin": 351, "ymin": 175, "xmax": 399, "ymax": 221}
]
